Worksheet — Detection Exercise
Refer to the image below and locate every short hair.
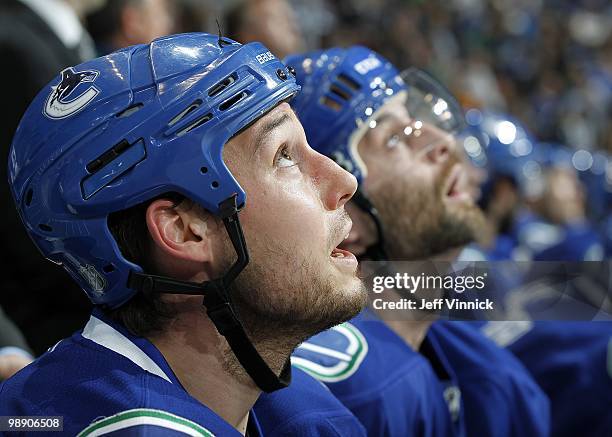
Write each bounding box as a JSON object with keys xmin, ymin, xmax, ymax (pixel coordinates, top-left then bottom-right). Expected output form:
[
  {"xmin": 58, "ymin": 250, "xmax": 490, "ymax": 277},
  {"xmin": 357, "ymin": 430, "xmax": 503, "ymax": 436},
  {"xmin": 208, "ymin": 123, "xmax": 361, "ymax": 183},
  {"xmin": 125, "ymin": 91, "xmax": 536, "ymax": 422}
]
[{"xmin": 105, "ymin": 192, "xmax": 184, "ymax": 337}]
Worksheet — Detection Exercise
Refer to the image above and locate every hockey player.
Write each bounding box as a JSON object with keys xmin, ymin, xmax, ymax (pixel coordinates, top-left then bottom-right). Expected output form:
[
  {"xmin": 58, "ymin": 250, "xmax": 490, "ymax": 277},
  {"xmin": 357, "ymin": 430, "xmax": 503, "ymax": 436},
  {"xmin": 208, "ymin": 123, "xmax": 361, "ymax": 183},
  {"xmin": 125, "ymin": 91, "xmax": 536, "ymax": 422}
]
[
  {"xmin": 463, "ymin": 117, "xmax": 612, "ymax": 436},
  {"xmin": 465, "ymin": 111, "xmax": 604, "ymax": 263},
  {"xmin": 283, "ymin": 46, "xmax": 550, "ymax": 436},
  {"xmin": 462, "ymin": 110, "xmax": 542, "ymax": 261},
  {"xmin": 0, "ymin": 33, "xmax": 368, "ymax": 436}
]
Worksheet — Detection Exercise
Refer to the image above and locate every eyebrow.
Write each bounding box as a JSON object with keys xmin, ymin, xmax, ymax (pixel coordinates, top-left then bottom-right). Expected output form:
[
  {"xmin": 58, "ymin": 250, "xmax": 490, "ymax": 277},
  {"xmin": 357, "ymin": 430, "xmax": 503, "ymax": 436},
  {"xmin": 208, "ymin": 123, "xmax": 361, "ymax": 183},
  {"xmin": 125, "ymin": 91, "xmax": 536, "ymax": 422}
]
[
  {"xmin": 375, "ymin": 112, "xmax": 409, "ymax": 127},
  {"xmin": 374, "ymin": 113, "xmax": 394, "ymax": 125},
  {"xmin": 363, "ymin": 112, "xmax": 399, "ymax": 140},
  {"xmin": 252, "ymin": 112, "xmax": 293, "ymax": 157}
]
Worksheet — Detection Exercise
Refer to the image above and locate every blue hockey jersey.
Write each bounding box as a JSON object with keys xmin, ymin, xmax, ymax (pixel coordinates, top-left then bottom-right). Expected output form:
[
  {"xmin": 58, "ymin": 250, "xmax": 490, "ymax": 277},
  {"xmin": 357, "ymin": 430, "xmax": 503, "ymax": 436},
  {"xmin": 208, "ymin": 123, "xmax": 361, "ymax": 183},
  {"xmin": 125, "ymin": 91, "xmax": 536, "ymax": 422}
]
[
  {"xmin": 429, "ymin": 322, "xmax": 550, "ymax": 437},
  {"xmin": 481, "ymin": 321, "xmax": 612, "ymax": 437},
  {"xmin": 532, "ymin": 222, "xmax": 604, "ymax": 261},
  {"xmin": 254, "ymin": 366, "xmax": 366, "ymax": 436},
  {"xmin": 0, "ymin": 309, "xmax": 257, "ymax": 436},
  {"xmin": 292, "ymin": 315, "xmax": 550, "ymax": 437},
  {"xmin": 291, "ymin": 314, "xmax": 463, "ymax": 437}
]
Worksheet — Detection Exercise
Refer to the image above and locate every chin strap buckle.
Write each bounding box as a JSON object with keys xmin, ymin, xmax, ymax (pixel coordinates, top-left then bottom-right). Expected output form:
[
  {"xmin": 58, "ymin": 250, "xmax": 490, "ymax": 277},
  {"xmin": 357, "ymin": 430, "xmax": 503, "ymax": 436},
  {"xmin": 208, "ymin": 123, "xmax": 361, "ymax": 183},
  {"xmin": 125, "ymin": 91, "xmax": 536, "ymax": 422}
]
[{"xmin": 202, "ymin": 279, "xmax": 240, "ymax": 336}]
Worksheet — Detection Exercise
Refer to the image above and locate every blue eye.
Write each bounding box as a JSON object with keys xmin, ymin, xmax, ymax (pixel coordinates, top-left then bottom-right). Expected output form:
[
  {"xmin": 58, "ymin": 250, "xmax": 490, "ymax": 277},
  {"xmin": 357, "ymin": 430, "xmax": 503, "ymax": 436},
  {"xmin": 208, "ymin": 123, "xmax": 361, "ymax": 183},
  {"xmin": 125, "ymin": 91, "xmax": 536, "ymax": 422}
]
[{"xmin": 386, "ymin": 134, "xmax": 401, "ymax": 149}]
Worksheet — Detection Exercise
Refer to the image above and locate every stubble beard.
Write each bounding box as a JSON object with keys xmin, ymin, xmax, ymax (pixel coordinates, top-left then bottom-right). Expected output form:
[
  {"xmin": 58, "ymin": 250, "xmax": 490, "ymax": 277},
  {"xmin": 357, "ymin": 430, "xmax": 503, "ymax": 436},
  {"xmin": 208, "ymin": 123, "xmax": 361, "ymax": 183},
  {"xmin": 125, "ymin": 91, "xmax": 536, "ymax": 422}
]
[
  {"xmin": 220, "ymin": 239, "xmax": 367, "ymax": 382},
  {"xmin": 372, "ymin": 156, "xmax": 487, "ymax": 260}
]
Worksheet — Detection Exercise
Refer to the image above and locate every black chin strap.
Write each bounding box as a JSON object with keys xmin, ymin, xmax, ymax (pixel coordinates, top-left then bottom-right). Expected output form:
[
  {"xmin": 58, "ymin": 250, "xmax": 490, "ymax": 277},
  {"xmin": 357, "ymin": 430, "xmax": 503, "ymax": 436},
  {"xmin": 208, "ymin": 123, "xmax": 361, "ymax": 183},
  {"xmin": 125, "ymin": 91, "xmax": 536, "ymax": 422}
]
[
  {"xmin": 128, "ymin": 195, "xmax": 291, "ymax": 393},
  {"xmin": 351, "ymin": 188, "xmax": 388, "ymax": 261}
]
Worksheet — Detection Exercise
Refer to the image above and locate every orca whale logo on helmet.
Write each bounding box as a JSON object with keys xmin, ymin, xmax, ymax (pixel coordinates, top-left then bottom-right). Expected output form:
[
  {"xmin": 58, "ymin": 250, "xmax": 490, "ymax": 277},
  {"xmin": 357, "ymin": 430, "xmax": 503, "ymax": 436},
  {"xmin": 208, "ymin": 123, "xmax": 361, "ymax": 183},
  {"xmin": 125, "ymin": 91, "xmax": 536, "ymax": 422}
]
[{"xmin": 43, "ymin": 67, "xmax": 99, "ymax": 120}]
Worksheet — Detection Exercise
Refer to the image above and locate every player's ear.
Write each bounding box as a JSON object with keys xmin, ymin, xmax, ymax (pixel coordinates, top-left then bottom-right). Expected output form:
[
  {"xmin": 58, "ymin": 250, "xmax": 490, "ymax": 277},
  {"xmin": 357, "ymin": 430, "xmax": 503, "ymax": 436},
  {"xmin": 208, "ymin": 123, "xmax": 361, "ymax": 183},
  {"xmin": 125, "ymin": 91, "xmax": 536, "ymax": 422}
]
[{"xmin": 145, "ymin": 198, "xmax": 214, "ymax": 264}]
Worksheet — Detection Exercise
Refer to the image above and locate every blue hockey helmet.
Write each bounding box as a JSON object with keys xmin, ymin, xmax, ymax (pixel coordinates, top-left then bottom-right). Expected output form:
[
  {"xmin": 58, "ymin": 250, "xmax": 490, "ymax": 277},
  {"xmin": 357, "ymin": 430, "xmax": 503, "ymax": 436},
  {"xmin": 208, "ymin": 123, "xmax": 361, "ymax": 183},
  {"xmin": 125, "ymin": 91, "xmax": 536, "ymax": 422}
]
[
  {"xmin": 285, "ymin": 46, "xmax": 465, "ymax": 185},
  {"xmin": 463, "ymin": 110, "xmax": 543, "ymax": 200},
  {"xmin": 9, "ymin": 33, "xmax": 300, "ymax": 392},
  {"xmin": 10, "ymin": 33, "xmax": 298, "ymax": 308},
  {"xmin": 466, "ymin": 110, "xmax": 537, "ymax": 179}
]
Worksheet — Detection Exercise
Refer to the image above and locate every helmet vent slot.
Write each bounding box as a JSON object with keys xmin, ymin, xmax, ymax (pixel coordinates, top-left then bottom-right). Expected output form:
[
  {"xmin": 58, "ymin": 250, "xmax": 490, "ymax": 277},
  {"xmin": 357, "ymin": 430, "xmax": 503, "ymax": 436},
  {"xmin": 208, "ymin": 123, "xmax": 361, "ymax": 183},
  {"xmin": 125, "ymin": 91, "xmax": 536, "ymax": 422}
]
[
  {"xmin": 86, "ymin": 139, "xmax": 131, "ymax": 174},
  {"xmin": 176, "ymin": 113, "xmax": 213, "ymax": 137},
  {"xmin": 116, "ymin": 103, "xmax": 143, "ymax": 118},
  {"xmin": 219, "ymin": 91, "xmax": 248, "ymax": 111},
  {"xmin": 39, "ymin": 224, "xmax": 53, "ymax": 232},
  {"xmin": 336, "ymin": 74, "xmax": 361, "ymax": 92},
  {"xmin": 81, "ymin": 139, "xmax": 147, "ymax": 199},
  {"xmin": 329, "ymin": 84, "xmax": 351, "ymax": 101},
  {"xmin": 209, "ymin": 73, "xmax": 238, "ymax": 97},
  {"xmin": 103, "ymin": 264, "xmax": 116, "ymax": 273},
  {"xmin": 320, "ymin": 95, "xmax": 343, "ymax": 111},
  {"xmin": 218, "ymin": 37, "xmax": 234, "ymax": 47},
  {"xmin": 167, "ymin": 100, "xmax": 202, "ymax": 127}
]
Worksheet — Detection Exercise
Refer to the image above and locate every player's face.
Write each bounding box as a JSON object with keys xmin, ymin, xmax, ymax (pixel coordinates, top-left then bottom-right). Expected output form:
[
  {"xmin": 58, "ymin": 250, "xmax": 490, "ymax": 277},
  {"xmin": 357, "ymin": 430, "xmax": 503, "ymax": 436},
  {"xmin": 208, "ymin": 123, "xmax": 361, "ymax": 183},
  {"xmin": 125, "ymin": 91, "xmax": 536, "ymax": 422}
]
[
  {"xmin": 352, "ymin": 96, "xmax": 485, "ymax": 259},
  {"xmin": 222, "ymin": 103, "xmax": 366, "ymax": 339},
  {"xmin": 538, "ymin": 167, "xmax": 586, "ymax": 225}
]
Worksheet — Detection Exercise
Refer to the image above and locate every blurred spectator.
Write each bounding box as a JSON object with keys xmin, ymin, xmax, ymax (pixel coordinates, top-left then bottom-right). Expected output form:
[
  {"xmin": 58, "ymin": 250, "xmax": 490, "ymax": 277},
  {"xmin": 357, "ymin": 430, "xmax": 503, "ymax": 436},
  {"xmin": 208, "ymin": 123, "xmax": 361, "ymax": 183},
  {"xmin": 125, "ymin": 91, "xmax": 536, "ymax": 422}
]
[
  {"xmin": 1, "ymin": 0, "xmax": 96, "ymax": 152},
  {"xmin": 225, "ymin": 0, "xmax": 305, "ymax": 58},
  {"xmin": 0, "ymin": 0, "xmax": 99, "ymax": 355},
  {"xmin": 86, "ymin": 0, "xmax": 176, "ymax": 55},
  {"xmin": 0, "ymin": 306, "xmax": 33, "ymax": 381},
  {"xmin": 173, "ymin": 0, "xmax": 211, "ymax": 34}
]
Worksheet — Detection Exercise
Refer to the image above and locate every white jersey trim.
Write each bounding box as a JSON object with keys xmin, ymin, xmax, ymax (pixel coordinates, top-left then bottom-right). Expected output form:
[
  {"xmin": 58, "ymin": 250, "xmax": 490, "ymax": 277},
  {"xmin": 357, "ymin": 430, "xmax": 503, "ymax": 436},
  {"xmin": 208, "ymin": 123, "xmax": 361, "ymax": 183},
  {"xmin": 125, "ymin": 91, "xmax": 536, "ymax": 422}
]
[
  {"xmin": 77, "ymin": 409, "xmax": 215, "ymax": 436},
  {"xmin": 82, "ymin": 315, "xmax": 172, "ymax": 383}
]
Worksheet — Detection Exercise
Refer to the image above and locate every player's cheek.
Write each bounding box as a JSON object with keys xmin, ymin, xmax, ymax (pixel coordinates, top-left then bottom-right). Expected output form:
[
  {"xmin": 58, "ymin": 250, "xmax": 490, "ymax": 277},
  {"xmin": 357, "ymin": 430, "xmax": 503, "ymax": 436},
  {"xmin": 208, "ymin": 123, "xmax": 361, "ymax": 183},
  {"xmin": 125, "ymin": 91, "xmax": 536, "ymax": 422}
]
[
  {"xmin": 281, "ymin": 189, "xmax": 329, "ymax": 251},
  {"xmin": 247, "ymin": 180, "xmax": 327, "ymax": 252}
]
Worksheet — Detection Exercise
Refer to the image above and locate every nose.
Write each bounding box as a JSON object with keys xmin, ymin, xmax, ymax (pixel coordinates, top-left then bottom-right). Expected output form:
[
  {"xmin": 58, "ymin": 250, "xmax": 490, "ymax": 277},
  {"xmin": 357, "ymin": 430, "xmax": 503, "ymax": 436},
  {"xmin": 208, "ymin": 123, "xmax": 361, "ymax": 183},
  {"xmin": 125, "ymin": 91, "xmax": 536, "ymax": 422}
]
[
  {"xmin": 312, "ymin": 150, "xmax": 358, "ymax": 211},
  {"xmin": 425, "ymin": 138, "xmax": 452, "ymax": 165}
]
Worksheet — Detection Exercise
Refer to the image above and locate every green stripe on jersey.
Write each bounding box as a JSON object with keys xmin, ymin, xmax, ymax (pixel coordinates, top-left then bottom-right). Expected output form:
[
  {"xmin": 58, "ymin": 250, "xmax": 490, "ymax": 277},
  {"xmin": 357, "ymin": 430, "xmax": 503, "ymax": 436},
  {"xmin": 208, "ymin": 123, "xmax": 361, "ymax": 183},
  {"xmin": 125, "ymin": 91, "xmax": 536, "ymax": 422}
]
[
  {"xmin": 77, "ymin": 408, "xmax": 215, "ymax": 437},
  {"xmin": 292, "ymin": 322, "xmax": 368, "ymax": 382}
]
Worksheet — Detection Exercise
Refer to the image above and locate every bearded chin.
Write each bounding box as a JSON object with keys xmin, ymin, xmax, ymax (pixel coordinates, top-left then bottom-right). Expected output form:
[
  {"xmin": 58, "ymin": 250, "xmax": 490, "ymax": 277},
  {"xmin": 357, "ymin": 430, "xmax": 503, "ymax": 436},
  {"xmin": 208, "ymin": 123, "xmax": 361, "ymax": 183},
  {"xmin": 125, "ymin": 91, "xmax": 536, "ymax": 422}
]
[
  {"xmin": 373, "ymin": 165, "xmax": 486, "ymax": 261},
  {"xmin": 231, "ymin": 270, "xmax": 365, "ymax": 343},
  {"xmin": 221, "ymin": 253, "xmax": 366, "ymax": 378},
  {"xmin": 417, "ymin": 204, "xmax": 482, "ymax": 257}
]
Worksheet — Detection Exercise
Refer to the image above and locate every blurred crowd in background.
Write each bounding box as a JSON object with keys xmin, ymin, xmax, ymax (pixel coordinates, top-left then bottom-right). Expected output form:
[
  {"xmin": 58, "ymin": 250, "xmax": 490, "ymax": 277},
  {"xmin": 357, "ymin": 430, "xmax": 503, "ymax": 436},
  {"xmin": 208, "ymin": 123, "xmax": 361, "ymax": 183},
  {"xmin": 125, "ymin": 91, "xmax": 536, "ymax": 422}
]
[{"xmin": 0, "ymin": 0, "xmax": 610, "ymax": 374}]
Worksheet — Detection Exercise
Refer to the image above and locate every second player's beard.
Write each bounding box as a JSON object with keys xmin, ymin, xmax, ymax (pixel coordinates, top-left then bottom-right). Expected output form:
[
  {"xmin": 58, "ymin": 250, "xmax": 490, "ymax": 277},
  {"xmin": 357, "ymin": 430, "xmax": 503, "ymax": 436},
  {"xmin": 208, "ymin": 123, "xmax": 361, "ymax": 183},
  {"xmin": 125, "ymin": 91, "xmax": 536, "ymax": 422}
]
[
  {"xmin": 371, "ymin": 156, "xmax": 487, "ymax": 260},
  {"xmin": 219, "ymin": 238, "xmax": 367, "ymax": 383}
]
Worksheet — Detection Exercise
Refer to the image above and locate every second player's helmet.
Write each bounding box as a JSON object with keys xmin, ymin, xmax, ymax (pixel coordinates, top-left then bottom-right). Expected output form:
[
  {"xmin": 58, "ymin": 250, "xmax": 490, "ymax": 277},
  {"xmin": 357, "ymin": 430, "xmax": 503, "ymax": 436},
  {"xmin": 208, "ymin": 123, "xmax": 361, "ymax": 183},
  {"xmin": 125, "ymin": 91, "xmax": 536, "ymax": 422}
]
[
  {"xmin": 286, "ymin": 46, "xmax": 464, "ymax": 184},
  {"xmin": 284, "ymin": 46, "xmax": 465, "ymax": 258},
  {"xmin": 9, "ymin": 33, "xmax": 299, "ymax": 391}
]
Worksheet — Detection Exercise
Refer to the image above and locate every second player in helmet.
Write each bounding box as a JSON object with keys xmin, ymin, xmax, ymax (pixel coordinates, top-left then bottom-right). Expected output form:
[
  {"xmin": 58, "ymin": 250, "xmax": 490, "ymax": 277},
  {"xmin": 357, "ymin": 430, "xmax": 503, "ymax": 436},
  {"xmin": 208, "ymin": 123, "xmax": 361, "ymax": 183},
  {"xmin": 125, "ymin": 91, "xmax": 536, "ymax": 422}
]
[{"xmin": 285, "ymin": 46, "xmax": 550, "ymax": 437}]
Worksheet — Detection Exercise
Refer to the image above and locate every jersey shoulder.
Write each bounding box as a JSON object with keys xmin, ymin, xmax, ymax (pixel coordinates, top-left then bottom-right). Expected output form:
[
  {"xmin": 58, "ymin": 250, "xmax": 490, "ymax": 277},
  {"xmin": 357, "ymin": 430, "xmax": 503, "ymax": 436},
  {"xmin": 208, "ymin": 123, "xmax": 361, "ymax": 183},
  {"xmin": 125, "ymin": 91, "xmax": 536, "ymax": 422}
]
[
  {"xmin": 430, "ymin": 321, "xmax": 550, "ymax": 437},
  {"xmin": 292, "ymin": 319, "xmax": 427, "ymax": 392},
  {"xmin": 292, "ymin": 318, "xmax": 456, "ymax": 436},
  {"xmin": 254, "ymin": 367, "xmax": 366, "ymax": 436},
  {"xmin": 0, "ymin": 332, "xmax": 240, "ymax": 436}
]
